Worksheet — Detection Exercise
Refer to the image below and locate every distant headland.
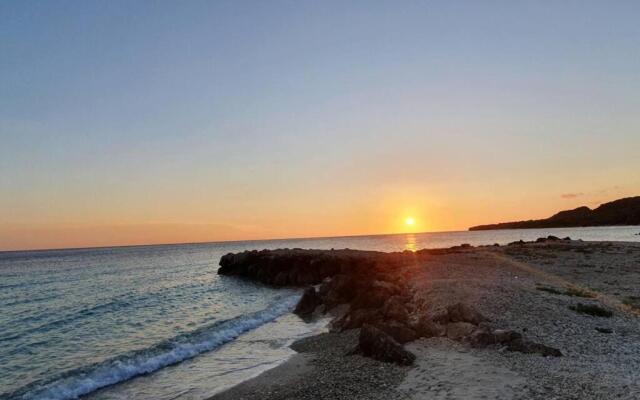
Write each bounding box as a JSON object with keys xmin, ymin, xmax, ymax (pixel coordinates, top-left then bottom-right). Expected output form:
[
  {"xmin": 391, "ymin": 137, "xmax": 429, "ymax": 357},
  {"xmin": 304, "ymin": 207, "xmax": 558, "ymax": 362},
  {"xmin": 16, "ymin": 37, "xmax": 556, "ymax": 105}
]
[{"xmin": 469, "ymin": 196, "xmax": 640, "ymax": 231}]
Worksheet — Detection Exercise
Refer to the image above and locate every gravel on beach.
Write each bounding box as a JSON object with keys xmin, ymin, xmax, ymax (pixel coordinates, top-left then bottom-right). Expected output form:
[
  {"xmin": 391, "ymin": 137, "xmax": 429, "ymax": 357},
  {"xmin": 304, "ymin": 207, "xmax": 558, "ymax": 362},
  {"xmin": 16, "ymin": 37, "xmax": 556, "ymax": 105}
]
[
  {"xmin": 211, "ymin": 329, "xmax": 409, "ymax": 400},
  {"xmin": 211, "ymin": 241, "xmax": 640, "ymax": 400}
]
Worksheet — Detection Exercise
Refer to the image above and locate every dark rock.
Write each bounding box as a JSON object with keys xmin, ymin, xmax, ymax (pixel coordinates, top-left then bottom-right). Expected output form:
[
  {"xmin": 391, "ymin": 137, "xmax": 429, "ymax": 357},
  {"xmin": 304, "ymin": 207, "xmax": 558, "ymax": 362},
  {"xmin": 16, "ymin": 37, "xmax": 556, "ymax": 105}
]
[
  {"xmin": 314, "ymin": 304, "xmax": 327, "ymax": 315},
  {"xmin": 430, "ymin": 310, "xmax": 450, "ymax": 324},
  {"xmin": 468, "ymin": 328, "xmax": 523, "ymax": 348},
  {"xmin": 596, "ymin": 327, "xmax": 613, "ymax": 334},
  {"xmin": 446, "ymin": 303, "xmax": 486, "ymax": 325},
  {"xmin": 535, "ymin": 235, "xmax": 561, "ymax": 242},
  {"xmin": 372, "ymin": 280, "xmax": 402, "ymax": 295},
  {"xmin": 319, "ymin": 274, "xmax": 358, "ymax": 307},
  {"xmin": 374, "ymin": 320, "xmax": 418, "ymax": 344},
  {"xmin": 218, "ymin": 249, "xmax": 387, "ymax": 286},
  {"xmin": 413, "ymin": 318, "xmax": 446, "ymax": 338},
  {"xmin": 446, "ymin": 322, "xmax": 476, "ymax": 340},
  {"xmin": 382, "ymin": 296, "xmax": 410, "ymax": 323},
  {"xmin": 351, "ymin": 290, "xmax": 388, "ymax": 310},
  {"xmin": 351, "ymin": 280, "xmax": 400, "ymax": 310},
  {"xmin": 507, "ymin": 338, "xmax": 562, "ymax": 357},
  {"xmin": 295, "ymin": 269, "xmax": 317, "ymax": 285},
  {"xmin": 468, "ymin": 328, "xmax": 556, "ymax": 356},
  {"xmin": 569, "ymin": 303, "xmax": 613, "ymax": 318},
  {"xmin": 468, "ymin": 327, "xmax": 495, "ymax": 348},
  {"xmin": 331, "ymin": 308, "xmax": 383, "ymax": 331},
  {"xmin": 273, "ymin": 271, "xmax": 288, "ymax": 286},
  {"xmin": 354, "ymin": 324, "xmax": 415, "ymax": 365},
  {"xmin": 294, "ymin": 287, "xmax": 322, "ymax": 318},
  {"xmin": 493, "ymin": 329, "xmax": 522, "ymax": 344}
]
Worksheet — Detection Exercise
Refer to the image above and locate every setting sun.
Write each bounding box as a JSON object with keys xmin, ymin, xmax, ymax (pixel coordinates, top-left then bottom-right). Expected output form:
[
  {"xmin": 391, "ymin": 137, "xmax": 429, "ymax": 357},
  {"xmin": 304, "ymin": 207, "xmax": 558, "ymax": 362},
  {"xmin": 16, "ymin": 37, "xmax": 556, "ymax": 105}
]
[{"xmin": 405, "ymin": 217, "xmax": 415, "ymax": 226}]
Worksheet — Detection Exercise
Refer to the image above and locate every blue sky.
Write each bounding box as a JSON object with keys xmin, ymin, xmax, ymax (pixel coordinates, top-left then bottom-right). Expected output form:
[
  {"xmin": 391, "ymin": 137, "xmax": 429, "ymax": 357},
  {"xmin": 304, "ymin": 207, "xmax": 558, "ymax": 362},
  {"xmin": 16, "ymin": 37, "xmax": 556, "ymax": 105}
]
[{"xmin": 1, "ymin": 1, "xmax": 639, "ymax": 250}]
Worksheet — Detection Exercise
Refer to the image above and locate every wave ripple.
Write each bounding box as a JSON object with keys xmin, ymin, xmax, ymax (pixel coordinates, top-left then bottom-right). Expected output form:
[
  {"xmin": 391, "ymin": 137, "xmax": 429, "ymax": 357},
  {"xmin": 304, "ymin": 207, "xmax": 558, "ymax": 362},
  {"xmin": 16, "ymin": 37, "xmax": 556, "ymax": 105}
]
[{"xmin": 3, "ymin": 295, "xmax": 299, "ymax": 400}]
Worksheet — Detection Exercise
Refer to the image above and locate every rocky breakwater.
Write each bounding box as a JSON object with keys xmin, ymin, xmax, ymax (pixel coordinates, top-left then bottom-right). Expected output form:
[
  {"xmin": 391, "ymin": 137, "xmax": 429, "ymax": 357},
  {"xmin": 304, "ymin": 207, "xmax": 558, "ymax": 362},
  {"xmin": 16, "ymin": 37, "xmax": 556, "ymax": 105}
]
[
  {"xmin": 218, "ymin": 248, "xmax": 416, "ymax": 286},
  {"xmin": 218, "ymin": 248, "xmax": 562, "ymax": 366}
]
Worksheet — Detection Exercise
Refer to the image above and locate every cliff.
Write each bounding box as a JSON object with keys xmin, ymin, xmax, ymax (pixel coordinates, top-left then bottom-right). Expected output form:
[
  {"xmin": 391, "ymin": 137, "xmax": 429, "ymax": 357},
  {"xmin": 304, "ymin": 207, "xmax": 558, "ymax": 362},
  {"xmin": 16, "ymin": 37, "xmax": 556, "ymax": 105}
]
[{"xmin": 469, "ymin": 196, "xmax": 640, "ymax": 231}]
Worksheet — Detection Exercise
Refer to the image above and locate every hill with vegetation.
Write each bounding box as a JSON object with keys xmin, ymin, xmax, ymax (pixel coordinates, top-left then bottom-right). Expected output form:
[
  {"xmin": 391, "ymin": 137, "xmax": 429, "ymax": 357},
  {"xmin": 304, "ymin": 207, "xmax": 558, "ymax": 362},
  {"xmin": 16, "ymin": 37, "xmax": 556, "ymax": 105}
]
[{"xmin": 469, "ymin": 196, "xmax": 640, "ymax": 231}]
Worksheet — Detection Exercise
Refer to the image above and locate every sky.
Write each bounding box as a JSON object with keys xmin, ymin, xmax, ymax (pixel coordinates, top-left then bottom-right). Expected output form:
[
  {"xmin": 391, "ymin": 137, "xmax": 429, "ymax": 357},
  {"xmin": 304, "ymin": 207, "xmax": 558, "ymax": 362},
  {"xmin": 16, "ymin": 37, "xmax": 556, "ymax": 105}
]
[{"xmin": 1, "ymin": 1, "xmax": 639, "ymax": 251}]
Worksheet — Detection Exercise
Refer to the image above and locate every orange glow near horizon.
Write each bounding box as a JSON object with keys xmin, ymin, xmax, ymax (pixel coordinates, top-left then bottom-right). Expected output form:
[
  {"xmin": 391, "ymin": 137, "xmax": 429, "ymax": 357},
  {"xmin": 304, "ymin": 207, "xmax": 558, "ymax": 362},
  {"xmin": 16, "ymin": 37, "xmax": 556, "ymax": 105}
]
[{"xmin": 2, "ymin": 187, "xmax": 639, "ymax": 251}]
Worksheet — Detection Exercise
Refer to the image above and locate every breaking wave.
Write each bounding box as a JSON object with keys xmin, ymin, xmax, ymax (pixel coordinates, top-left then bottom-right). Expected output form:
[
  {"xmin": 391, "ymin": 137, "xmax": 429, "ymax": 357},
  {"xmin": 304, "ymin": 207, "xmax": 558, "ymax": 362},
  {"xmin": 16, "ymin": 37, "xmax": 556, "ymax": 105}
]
[{"xmin": 3, "ymin": 294, "xmax": 300, "ymax": 400}]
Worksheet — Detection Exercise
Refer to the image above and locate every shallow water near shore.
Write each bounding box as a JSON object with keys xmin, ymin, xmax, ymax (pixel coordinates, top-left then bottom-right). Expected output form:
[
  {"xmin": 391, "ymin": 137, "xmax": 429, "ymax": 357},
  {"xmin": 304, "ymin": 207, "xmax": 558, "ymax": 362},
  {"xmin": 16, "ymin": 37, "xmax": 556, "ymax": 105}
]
[{"xmin": 1, "ymin": 226, "xmax": 639, "ymax": 400}]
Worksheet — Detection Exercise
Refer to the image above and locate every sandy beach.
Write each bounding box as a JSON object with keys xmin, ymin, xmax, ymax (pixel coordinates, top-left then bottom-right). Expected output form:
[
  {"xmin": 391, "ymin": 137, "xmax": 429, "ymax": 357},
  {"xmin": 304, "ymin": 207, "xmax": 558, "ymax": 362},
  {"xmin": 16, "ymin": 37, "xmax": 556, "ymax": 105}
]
[{"xmin": 212, "ymin": 239, "xmax": 640, "ymax": 400}]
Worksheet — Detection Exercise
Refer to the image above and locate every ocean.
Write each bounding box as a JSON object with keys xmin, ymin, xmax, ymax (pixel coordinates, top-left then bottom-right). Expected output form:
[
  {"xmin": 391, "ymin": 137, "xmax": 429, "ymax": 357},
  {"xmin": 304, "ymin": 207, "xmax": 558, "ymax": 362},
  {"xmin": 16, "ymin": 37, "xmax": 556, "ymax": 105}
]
[{"xmin": 1, "ymin": 226, "xmax": 639, "ymax": 400}]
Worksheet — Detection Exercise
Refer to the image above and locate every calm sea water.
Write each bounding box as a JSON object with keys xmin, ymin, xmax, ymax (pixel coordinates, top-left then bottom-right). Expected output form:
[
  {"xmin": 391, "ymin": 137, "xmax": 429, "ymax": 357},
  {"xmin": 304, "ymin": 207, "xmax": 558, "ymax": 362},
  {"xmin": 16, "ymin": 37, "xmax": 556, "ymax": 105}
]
[{"xmin": 1, "ymin": 226, "xmax": 639, "ymax": 400}]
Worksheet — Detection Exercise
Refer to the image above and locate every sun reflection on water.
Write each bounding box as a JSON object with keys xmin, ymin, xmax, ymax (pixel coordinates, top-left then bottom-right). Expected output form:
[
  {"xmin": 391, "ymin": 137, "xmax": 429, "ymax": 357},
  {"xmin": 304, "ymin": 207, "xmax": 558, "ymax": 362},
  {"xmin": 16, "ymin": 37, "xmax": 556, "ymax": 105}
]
[{"xmin": 404, "ymin": 234, "xmax": 417, "ymax": 252}]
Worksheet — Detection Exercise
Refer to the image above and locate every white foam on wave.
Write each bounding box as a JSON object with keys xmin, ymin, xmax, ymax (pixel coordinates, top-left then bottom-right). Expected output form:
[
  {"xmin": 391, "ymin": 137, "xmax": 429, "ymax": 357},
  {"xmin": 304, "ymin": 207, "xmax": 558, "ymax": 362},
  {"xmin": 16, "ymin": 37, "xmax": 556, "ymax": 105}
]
[{"xmin": 18, "ymin": 295, "xmax": 300, "ymax": 400}]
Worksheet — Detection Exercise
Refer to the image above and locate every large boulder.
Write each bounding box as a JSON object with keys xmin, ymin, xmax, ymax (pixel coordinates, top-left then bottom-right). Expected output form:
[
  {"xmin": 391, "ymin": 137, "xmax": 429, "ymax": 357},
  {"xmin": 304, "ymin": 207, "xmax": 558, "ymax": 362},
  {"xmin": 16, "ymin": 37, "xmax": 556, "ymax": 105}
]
[
  {"xmin": 371, "ymin": 279, "xmax": 402, "ymax": 294},
  {"xmin": 458, "ymin": 326, "xmax": 556, "ymax": 355},
  {"xmin": 446, "ymin": 322, "xmax": 476, "ymax": 340},
  {"xmin": 430, "ymin": 310, "xmax": 451, "ymax": 324},
  {"xmin": 351, "ymin": 280, "xmax": 400, "ymax": 310},
  {"xmin": 382, "ymin": 296, "xmax": 410, "ymax": 323},
  {"xmin": 468, "ymin": 327, "xmax": 524, "ymax": 348},
  {"xmin": 355, "ymin": 324, "xmax": 415, "ymax": 365},
  {"xmin": 493, "ymin": 329, "xmax": 522, "ymax": 344},
  {"xmin": 273, "ymin": 271, "xmax": 289, "ymax": 286},
  {"xmin": 374, "ymin": 320, "xmax": 418, "ymax": 344},
  {"xmin": 319, "ymin": 274, "xmax": 359, "ymax": 308},
  {"xmin": 294, "ymin": 287, "xmax": 322, "ymax": 318},
  {"xmin": 295, "ymin": 268, "xmax": 318, "ymax": 285},
  {"xmin": 413, "ymin": 317, "xmax": 447, "ymax": 338},
  {"xmin": 331, "ymin": 308, "xmax": 383, "ymax": 331},
  {"xmin": 446, "ymin": 303, "xmax": 487, "ymax": 325}
]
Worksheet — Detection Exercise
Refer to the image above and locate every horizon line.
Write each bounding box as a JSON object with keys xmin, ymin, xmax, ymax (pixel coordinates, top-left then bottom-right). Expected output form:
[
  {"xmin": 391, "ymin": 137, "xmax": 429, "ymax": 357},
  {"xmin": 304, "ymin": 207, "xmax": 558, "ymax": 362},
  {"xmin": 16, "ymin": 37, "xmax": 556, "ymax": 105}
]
[{"xmin": 0, "ymin": 228, "xmax": 467, "ymax": 254}]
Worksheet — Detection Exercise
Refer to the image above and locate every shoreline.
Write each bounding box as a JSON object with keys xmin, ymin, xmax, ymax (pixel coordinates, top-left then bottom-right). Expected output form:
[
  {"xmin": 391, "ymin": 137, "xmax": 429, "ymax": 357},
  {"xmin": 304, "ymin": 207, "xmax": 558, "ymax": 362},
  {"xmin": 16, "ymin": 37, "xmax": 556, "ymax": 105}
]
[
  {"xmin": 210, "ymin": 330, "xmax": 408, "ymax": 400},
  {"xmin": 207, "ymin": 310, "xmax": 339, "ymax": 399},
  {"xmin": 211, "ymin": 239, "xmax": 640, "ymax": 399}
]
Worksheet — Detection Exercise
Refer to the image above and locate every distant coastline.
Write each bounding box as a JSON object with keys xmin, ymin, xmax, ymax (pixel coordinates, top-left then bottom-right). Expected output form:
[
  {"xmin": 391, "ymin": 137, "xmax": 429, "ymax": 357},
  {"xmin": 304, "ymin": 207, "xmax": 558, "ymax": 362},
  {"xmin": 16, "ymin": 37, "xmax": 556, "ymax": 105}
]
[{"xmin": 469, "ymin": 196, "xmax": 640, "ymax": 231}]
